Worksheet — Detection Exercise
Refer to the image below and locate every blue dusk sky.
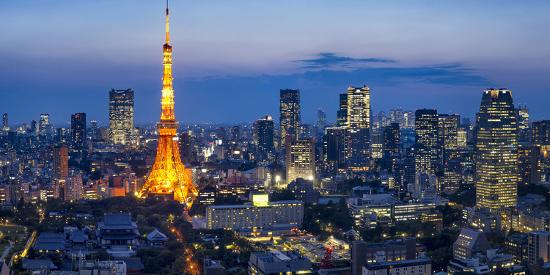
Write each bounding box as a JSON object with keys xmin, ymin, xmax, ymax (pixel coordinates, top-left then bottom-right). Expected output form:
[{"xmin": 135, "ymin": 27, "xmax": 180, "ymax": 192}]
[{"xmin": 1, "ymin": 0, "xmax": 550, "ymax": 125}]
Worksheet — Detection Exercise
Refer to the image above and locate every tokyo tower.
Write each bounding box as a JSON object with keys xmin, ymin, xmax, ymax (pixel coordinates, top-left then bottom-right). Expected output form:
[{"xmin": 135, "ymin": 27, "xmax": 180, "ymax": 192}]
[{"xmin": 138, "ymin": 2, "xmax": 198, "ymax": 208}]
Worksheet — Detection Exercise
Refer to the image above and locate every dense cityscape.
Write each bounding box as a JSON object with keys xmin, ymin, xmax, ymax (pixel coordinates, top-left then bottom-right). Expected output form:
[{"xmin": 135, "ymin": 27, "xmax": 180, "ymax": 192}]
[{"xmin": 2, "ymin": 2, "xmax": 550, "ymax": 275}]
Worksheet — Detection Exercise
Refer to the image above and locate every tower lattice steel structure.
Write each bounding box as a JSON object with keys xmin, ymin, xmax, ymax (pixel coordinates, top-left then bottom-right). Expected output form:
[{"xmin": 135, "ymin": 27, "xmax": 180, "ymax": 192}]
[{"xmin": 138, "ymin": 2, "xmax": 198, "ymax": 207}]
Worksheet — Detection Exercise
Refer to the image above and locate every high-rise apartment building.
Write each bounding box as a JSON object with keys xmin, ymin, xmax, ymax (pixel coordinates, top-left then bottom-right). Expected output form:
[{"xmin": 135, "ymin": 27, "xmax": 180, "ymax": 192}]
[
  {"xmin": 286, "ymin": 139, "xmax": 315, "ymax": 184},
  {"xmin": 475, "ymin": 89, "xmax": 518, "ymax": 211},
  {"xmin": 109, "ymin": 89, "xmax": 136, "ymax": 145},
  {"xmin": 414, "ymin": 109, "xmax": 440, "ymax": 175},
  {"xmin": 53, "ymin": 144, "xmax": 69, "ymax": 180},
  {"xmin": 279, "ymin": 89, "xmax": 301, "ymax": 149},
  {"xmin": 70, "ymin": 112, "xmax": 86, "ymax": 149},
  {"xmin": 64, "ymin": 173, "xmax": 84, "ymax": 202},
  {"xmin": 253, "ymin": 115, "xmax": 275, "ymax": 163}
]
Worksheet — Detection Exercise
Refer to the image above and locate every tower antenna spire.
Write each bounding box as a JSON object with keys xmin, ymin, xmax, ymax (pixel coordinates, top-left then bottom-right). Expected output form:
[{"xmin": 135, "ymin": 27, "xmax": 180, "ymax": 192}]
[{"xmin": 165, "ymin": 0, "xmax": 170, "ymax": 44}]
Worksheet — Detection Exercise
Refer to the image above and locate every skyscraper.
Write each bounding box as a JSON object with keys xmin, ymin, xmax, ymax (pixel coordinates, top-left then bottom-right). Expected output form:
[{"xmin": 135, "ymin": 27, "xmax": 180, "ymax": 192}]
[
  {"xmin": 383, "ymin": 123, "xmax": 401, "ymax": 157},
  {"xmin": 438, "ymin": 114, "xmax": 460, "ymax": 151},
  {"xmin": 403, "ymin": 111, "xmax": 415, "ymax": 129},
  {"xmin": 70, "ymin": 112, "xmax": 86, "ymax": 149},
  {"xmin": 390, "ymin": 109, "xmax": 405, "ymax": 128},
  {"xmin": 30, "ymin": 120, "xmax": 37, "ymax": 135},
  {"xmin": 517, "ymin": 144, "xmax": 540, "ymax": 185},
  {"xmin": 109, "ymin": 89, "xmax": 136, "ymax": 145},
  {"xmin": 346, "ymin": 85, "xmax": 371, "ymax": 129},
  {"xmin": 138, "ymin": 3, "xmax": 198, "ymax": 207},
  {"xmin": 90, "ymin": 120, "xmax": 99, "ymax": 140},
  {"xmin": 337, "ymin": 93, "xmax": 348, "ymax": 127},
  {"xmin": 343, "ymin": 85, "xmax": 372, "ymax": 168},
  {"xmin": 179, "ymin": 131, "xmax": 194, "ymax": 164},
  {"xmin": 414, "ymin": 109, "xmax": 440, "ymax": 175},
  {"xmin": 516, "ymin": 105, "xmax": 530, "ymax": 142},
  {"xmin": 324, "ymin": 127, "xmax": 347, "ymax": 169},
  {"xmin": 53, "ymin": 144, "xmax": 69, "ymax": 180},
  {"xmin": 286, "ymin": 139, "xmax": 315, "ymax": 185},
  {"xmin": 315, "ymin": 108, "xmax": 327, "ymax": 136},
  {"xmin": 532, "ymin": 120, "xmax": 550, "ymax": 146},
  {"xmin": 475, "ymin": 89, "xmax": 518, "ymax": 211},
  {"xmin": 39, "ymin": 113, "xmax": 50, "ymax": 135},
  {"xmin": 2, "ymin": 113, "xmax": 8, "ymax": 132},
  {"xmin": 280, "ymin": 89, "xmax": 301, "ymax": 149},
  {"xmin": 532, "ymin": 120, "xmax": 550, "ymax": 183},
  {"xmin": 253, "ymin": 115, "xmax": 275, "ymax": 163}
]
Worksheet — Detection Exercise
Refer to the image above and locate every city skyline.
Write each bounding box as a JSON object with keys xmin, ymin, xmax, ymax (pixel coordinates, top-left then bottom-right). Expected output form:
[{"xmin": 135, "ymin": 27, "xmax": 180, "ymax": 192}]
[
  {"xmin": 2, "ymin": 1, "xmax": 550, "ymax": 124},
  {"xmin": 2, "ymin": 2, "xmax": 550, "ymax": 274}
]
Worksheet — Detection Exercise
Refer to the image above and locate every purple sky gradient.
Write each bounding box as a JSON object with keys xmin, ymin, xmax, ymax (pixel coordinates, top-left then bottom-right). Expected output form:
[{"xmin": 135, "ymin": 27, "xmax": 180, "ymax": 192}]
[{"xmin": 1, "ymin": 0, "xmax": 550, "ymax": 125}]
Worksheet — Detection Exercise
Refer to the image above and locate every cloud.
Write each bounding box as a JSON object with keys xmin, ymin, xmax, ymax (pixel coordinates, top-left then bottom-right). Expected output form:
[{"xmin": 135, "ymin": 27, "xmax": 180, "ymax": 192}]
[
  {"xmin": 0, "ymin": 51, "xmax": 494, "ymax": 124},
  {"xmin": 190, "ymin": 61, "xmax": 491, "ymax": 88},
  {"xmin": 294, "ymin": 52, "xmax": 396, "ymax": 69},
  {"xmin": 174, "ymin": 60, "xmax": 493, "ymax": 122}
]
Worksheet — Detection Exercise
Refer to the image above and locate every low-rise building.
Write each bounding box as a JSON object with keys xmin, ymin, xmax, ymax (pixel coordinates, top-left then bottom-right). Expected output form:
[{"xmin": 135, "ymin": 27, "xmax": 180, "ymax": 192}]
[
  {"xmin": 352, "ymin": 238, "xmax": 417, "ymax": 275},
  {"xmin": 146, "ymin": 228, "xmax": 168, "ymax": 247},
  {"xmin": 248, "ymin": 250, "xmax": 313, "ymax": 274},
  {"xmin": 33, "ymin": 232, "xmax": 66, "ymax": 254},
  {"xmin": 349, "ymin": 194, "xmax": 436, "ymax": 227},
  {"xmin": 362, "ymin": 258, "xmax": 431, "ymax": 275},
  {"xmin": 453, "ymin": 228, "xmax": 489, "ymax": 261},
  {"xmin": 505, "ymin": 233, "xmax": 528, "ymax": 264},
  {"xmin": 206, "ymin": 194, "xmax": 303, "ymax": 234},
  {"xmin": 528, "ymin": 231, "xmax": 550, "ymax": 265},
  {"xmin": 97, "ymin": 213, "xmax": 139, "ymax": 257},
  {"xmin": 204, "ymin": 259, "xmax": 226, "ymax": 275}
]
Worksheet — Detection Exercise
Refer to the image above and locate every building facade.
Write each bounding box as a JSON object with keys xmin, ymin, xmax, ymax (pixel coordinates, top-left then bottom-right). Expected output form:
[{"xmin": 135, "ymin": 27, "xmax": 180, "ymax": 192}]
[
  {"xmin": 475, "ymin": 89, "xmax": 518, "ymax": 211},
  {"xmin": 253, "ymin": 115, "xmax": 275, "ymax": 163},
  {"xmin": 414, "ymin": 109, "xmax": 440, "ymax": 175},
  {"xmin": 286, "ymin": 139, "xmax": 315, "ymax": 184},
  {"xmin": 280, "ymin": 89, "xmax": 301, "ymax": 149},
  {"xmin": 109, "ymin": 89, "xmax": 137, "ymax": 146},
  {"xmin": 206, "ymin": 196, "xmax": 304, "ymax": 232},
  {"xmin": 70, "ymin": 112, "xmax": 86, "ymax": 150}
]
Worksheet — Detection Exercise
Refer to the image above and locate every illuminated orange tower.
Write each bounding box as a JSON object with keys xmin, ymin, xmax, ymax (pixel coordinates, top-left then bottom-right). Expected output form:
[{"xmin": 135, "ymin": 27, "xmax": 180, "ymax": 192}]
[{"xmin": 138, "ymin": 2, "xmax": 198, "ymax": 207}]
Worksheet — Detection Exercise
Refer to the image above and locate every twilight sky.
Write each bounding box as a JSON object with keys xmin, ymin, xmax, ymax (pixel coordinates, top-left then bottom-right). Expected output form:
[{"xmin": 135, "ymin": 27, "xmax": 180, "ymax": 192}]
[{"xmin": 1, "ymin": 0, "xmax": 550, "ymax": 125}]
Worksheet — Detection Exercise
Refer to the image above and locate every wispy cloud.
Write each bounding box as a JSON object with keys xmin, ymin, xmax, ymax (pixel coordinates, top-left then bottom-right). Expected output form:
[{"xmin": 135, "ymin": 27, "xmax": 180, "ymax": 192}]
[{"xmin": 294, "ymin": 52, "xmax": 395, "ymax": 69}]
